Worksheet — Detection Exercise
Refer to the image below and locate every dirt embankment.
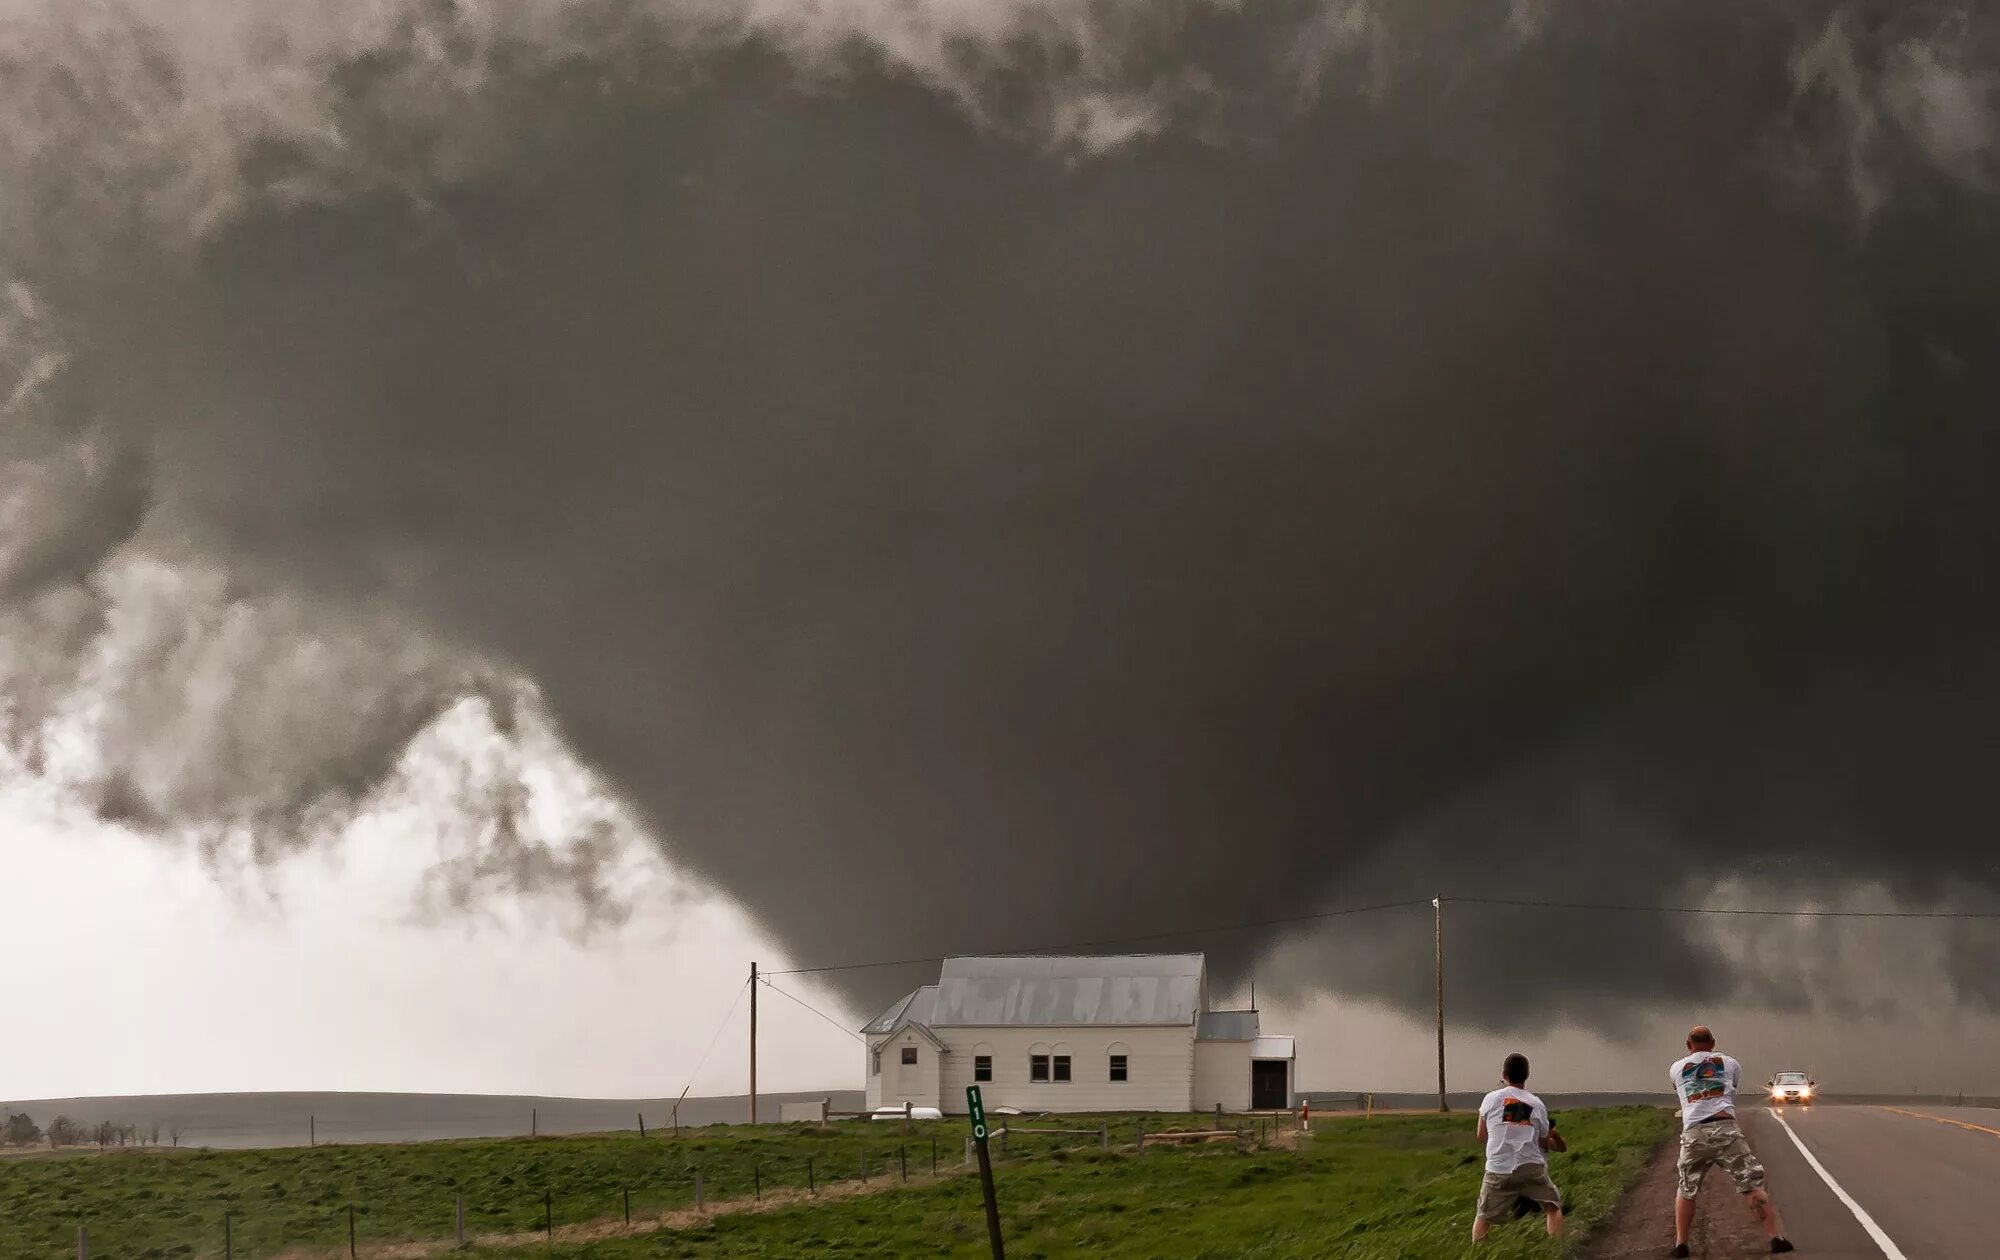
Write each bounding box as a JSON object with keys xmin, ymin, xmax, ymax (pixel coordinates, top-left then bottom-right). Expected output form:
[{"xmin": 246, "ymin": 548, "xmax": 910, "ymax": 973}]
[{"xmin": 1581, "ymin": 1135, "xmax": 1772, "ymax": 1259}]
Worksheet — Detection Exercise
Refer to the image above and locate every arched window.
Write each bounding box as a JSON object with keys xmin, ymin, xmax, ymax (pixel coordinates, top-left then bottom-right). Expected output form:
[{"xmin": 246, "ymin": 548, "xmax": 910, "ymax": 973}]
[
  {"xmin": 1106, "ymin": 1041, "xmax": 1130, "ymax": 1084},
  {"xmin": 1028, "ymin": 1041, "xmax": 1053, "ymax": 1083},
  {"xmin": 1050, "ymin": 1041, "xmax": 1073, "ymax": 1083}
]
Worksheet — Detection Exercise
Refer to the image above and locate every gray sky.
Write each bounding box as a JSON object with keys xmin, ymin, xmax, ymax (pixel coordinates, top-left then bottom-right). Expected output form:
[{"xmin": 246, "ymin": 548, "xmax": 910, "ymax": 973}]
[
  {"xmin": 10, "ymin": 765, "xmax": 1999, "ymax": 1101},
  {"xmin": 5, "ymin": 0, "xmax": 2000, "ymax": 1102},
  {"xmin": 0, "ymin": 773, "xmax": 858, "ymax": 1101}
]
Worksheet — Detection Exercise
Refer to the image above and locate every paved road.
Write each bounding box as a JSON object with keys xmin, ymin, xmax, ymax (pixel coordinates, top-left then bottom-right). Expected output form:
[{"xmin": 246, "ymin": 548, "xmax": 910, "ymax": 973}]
[{"xmin": 1740, "ymin": 1103, "xmax": 2000, "ymax": 1258}]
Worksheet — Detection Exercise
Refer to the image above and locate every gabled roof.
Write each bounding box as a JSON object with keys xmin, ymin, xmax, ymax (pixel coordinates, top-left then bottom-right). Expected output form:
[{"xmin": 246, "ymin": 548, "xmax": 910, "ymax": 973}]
[
  {"xmin": 861, "ymin": 986, "xmax": 938, "ymax": 1035},
  {"xmin": 930, "ymin": 954, "xmax": 1205, "ymax": 1027},
  {"xmin": 881, "ymin": 1020, "xmax": 950, "ymax": 1052},
  {"xmin": 1197, "ymin": 1010, "xmax": 1260, "ymax": 1041}
]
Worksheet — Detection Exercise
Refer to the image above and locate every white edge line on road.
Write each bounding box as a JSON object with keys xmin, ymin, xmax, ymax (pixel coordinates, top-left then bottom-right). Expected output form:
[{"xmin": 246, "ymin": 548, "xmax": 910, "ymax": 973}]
[{"xmin": 1768, "ymin": 1109, "xmax": 1909, "ymax": 1260}]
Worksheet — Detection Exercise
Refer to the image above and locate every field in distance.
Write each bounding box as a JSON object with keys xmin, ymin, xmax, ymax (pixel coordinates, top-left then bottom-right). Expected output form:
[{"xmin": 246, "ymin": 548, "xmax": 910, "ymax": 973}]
[{"xmin": 1, "ymin": 1107, "xmax": 1674, "ymax": 1259}]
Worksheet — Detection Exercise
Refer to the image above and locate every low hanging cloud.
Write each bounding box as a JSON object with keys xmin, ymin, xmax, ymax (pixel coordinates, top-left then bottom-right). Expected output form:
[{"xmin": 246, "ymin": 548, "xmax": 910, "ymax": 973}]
[{"xmin": 3, "ymin": 0, "xmax": 2000, "ymax": 1023}]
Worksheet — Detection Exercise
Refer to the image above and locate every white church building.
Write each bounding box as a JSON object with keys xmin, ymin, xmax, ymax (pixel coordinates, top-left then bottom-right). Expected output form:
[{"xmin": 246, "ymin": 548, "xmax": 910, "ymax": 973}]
[{"xmin": 860, "ymin": 954, "xmax": 1297, "ymax": 1114}]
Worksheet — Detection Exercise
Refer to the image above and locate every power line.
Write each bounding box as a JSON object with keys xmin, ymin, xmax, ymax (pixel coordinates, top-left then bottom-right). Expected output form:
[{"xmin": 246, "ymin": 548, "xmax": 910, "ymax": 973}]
[
  {"xmin": 673, "ymin": 977, "xmax": 749, "ymax": 1106},
  {"xmin": 765, "ymin": 897, "xmax": 1432, "ymax": 976},
  {"xmin": 766, "ymin": 891, "xmax": 2000, "ymax": 980},
  {"xmin": 1449, "ymin": 895, "xmax": 2000, "ymax": 919},
  {"xmin": 758, "ymin": 976, "xmax": 867, "ymax": 1044}
]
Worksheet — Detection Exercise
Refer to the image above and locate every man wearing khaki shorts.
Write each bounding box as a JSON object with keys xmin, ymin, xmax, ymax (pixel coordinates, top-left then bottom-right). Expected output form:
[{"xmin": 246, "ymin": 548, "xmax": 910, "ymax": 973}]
[
  {"xmin": 1472, "ymin": 1053, "xmax": 1566, "ymax": 1242},
  {"xmin": 1669, "ymin": 1026, "xmax": 1793, "ymax": 1256}
]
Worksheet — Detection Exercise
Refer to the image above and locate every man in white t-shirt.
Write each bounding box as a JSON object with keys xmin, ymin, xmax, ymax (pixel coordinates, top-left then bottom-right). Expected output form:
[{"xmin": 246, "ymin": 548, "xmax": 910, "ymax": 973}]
[
  {"xmin": 1668, "ymin": 1025, "xmax": 1793, "ymax": 1256},
  {"xmin": 1472, "ymin": 1053, "xmax": 1566, "ymax": 1242}
]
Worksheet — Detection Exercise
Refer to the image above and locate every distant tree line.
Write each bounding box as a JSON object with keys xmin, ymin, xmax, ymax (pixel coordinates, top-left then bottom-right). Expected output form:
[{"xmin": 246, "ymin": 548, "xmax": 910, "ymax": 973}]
[{"xmin": 3, "ymin": 1113, "xmax": 169, "ymax": 1148}]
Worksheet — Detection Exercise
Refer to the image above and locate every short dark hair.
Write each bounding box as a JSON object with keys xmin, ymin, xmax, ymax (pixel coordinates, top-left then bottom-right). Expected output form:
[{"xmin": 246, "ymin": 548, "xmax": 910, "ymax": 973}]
[
  {"xmin": 1688, "ymin": 1025, "xmax": 1716, "ymax": 1049},
  {"xmin": 1502, "ymin": 1053, "xmax": 1530, "ymax": 1086}
]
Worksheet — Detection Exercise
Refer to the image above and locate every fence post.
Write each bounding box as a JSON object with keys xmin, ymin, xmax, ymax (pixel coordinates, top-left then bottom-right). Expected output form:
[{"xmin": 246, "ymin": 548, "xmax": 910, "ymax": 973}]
[
  {"xmin": 860, "ymin": 1151, "xmax": 868, "ymax": 1182},
  {"xmin": 695, "ymin": 1171, "xmax": 704, "ymax": 1212},
  {"xmin": 532, "ymin": 1108, "xmax": 538, "ymax": 1138},
  {"xmin": 543, "ymin": 1191, "xmax": 552, "ymax": 1239},
  {"xmin": 1100, "ymin": 1120, "xmax": 1108, "ymax": 1150},
  {"xmin": 637, "ymin": 1113, "xmax": 645, "ymax": 1138},
  {"xmin": 225, "ymin": 1212, "xmax": 234, "ymax": 1260},
  {"xmin": 931, "ymin": 1137, "xmax": 938, "ymax": 1174},
  {"xmin": 964, "ymin": 1135, "xmax": 972, "ymax": 1167},
  {"xmin": 900, "ymin": 1145, "xmax": 908, "ymax": 1182},
  {"xmin": 348, "ymin": 1205, "xmax": 357, "ymax": 1258},
  {"xmin": 1136, "ymin": 1125, "xmax": 1145, "ymax": 1153},
  {"xmin": 754, "ymin": 1165, "xmax": 761, "ymax": 1201},
  {"xmin": 311, "ymin": 1115, "xmax": 316, "ymax": 1147},
  {"xmin": 622, "ymin": 1188, "xmax": 629, "ymax": 1225},
  {"xmin": 904, "ymin": 1100, "xmax": 912, "ymax": 1134},
  {"xmin": 77, "ymin": 1225, "xmax": 87, "ymax": 1260},
  {"xmin": 456, "ymin": 1196, "xmax": 466, "ymax": 1248},
  {"xmin": 808, "ymin": 1157, "xmax": 816, "ymax": 1195},
  {"xmin": 1214, "ymin": 1103, "xmax": 1223, "ymax": 1129},
  {"xmin": 998, "ymin": 1125, "xmax": 1007, "ymax": 1157}
]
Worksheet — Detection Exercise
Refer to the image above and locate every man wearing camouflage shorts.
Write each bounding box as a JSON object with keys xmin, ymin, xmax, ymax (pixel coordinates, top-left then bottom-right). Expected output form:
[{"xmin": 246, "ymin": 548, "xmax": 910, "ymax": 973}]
[{"xmin": 1668, "ymin": 1025, "xmax": 1793, "ymax": 1256}]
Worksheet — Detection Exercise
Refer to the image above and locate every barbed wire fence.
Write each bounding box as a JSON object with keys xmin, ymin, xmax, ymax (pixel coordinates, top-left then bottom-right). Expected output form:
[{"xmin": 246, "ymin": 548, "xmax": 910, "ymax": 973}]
[{"xmin": 43, "ymin": 1110, "xmax": 1299, "ymax": 1258}]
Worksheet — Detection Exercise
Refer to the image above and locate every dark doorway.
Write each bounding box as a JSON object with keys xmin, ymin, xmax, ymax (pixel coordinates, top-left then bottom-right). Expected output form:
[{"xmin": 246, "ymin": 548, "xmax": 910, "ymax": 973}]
[{"xmin": 1251, "ymin": 1060, "xmax": 1289, "ymax": 1110}]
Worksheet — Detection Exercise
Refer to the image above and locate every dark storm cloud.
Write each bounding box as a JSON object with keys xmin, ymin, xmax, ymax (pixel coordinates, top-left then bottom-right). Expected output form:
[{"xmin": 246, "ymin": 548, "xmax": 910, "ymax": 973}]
[{"xmin": 3, "ymin": 0, "xmax": 1999, "ymax": 1022}]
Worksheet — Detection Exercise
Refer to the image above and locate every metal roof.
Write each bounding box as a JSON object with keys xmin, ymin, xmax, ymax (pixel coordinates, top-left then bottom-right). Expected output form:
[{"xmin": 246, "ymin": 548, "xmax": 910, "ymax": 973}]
[
  {"xmin": 1250, "ymin": 1035, "xmax": 1296, "ymax": 1060},
  {"xmin": 860, "ymin": 986, "xmax": 937, "ymax": 1035},
  {"xmin": 1196, "ymin": 1010, "xmax": 1260, "ymax": 1041},
  {"xmin": 930, "ymin": 955, "xmax": 1205, "ymax": 1027}
]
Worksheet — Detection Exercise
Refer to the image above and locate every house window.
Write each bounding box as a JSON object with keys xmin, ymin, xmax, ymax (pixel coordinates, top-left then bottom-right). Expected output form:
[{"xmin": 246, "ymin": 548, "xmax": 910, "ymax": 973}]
[
  {"xmin": 1029, "ymin": 1054, "xmax": 1050, "ymax": 1082},
  {"xmin": 901, "ymin": 1046, "xmax": 918, "ymax": 1066},
  {"xmin": 871, "ymin": 1050, "xmax": 881, "ymax": 1076},
  {"xmin": 974, "ymin": 1056, "xmax": 992, "ymax": 1082},
  {"xmin": 1109, "ymin": 1054, "xmax": 1128, "ymax": 1082},
  {"xmin": 1053, "ymin": 1055, "xmax": 1072, "ymax": 1083}
]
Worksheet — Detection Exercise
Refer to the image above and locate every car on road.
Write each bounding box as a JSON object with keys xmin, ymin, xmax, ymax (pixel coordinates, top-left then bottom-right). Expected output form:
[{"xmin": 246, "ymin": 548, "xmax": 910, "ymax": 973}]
[{"xmin": 1767, "ymin": 1070, "xmax": 1815, "ymax": 1104}]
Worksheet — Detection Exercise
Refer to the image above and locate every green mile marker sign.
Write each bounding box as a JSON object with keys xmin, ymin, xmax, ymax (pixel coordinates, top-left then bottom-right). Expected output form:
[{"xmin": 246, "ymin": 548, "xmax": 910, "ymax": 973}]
[
  {"xmin": 966, "ymin": 1085, "xmax": 988, "ymax": 1141},
  {"xmin": 965, "ymin": 1083, "xmax": 1005, "ymax": 1257}
]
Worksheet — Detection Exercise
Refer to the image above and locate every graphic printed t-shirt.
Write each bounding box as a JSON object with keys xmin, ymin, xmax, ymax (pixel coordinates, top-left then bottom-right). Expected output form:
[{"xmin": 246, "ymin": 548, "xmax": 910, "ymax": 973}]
[
  {"xmin": 1478, "ymin": 1085, "xmax": 1551, "ymax": 1174},
  {"xmin": 1669, "ymin": 1051, "xmax": 1740, "ymax": 1128}
]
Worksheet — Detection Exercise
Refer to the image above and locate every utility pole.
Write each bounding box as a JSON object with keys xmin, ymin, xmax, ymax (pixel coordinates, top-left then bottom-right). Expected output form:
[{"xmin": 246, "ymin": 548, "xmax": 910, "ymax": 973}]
[
  {"xmin": 749, "ymin": 961, "xmax": 759, "ymax": 1126},
  {"xmin": 1434, "ymin": 897, "xmax": 1447, "ymax": 1113}
]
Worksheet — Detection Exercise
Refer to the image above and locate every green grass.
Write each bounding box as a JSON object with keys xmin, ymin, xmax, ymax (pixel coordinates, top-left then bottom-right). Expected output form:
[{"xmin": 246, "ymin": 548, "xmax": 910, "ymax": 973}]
[
  {"xmin": 484, "ymin": 1107, "xmax": 1674, "ymax": 1259},
  {"xmin": 0, "ymin": 1108, "xmax": 1674, "ymax": 1259}
]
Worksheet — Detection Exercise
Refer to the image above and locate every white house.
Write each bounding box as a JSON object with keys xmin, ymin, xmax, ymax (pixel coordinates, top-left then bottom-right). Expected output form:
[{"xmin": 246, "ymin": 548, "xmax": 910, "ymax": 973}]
[{"xmin": 860, "ymin": 954, "xmax": 1297, "ymax": 1114}]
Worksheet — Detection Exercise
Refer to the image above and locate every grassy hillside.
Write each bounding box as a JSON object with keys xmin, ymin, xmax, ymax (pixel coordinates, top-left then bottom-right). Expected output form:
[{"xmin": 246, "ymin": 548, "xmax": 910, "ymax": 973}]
[{"xmin": 0, "ymin": 1107, "xmax": 1674, "ymax": 1258}]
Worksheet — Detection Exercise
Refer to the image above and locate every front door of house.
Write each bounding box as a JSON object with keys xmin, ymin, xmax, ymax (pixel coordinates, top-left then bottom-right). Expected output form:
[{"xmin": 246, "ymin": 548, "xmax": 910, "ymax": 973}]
[{"xmin": 1251, "ymin": 1060, "xmax": 1289, "ymax": 1110}]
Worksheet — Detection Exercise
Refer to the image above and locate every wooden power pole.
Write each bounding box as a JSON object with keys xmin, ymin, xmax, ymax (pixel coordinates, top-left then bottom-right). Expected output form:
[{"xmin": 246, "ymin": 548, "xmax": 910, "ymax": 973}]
[
  {"xmin": 1433, "ymin": 897, "xmax": 1447, "ymax": 1113},
  {"xmin": 749, "ymin": 961, "xmax": 759, "ymax": 1126}
]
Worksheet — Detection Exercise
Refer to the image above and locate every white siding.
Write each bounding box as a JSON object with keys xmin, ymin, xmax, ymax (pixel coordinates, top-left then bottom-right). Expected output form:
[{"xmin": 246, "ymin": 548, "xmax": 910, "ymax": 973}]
[
  {"xmin": 1192, "ymin": 1040, "xmax": 1251, "ymax": 1112},
  {"xmin": 865, "ymin": 1028, "xmax": 943, "ymax": 1110},
  {"xmin": 937, "ymin": 1025, "xmax": 1193, "ymax": 1113},
  {"xmin": 865, "ymin": 1035, "xmax": 886, "ymax": 1111}
]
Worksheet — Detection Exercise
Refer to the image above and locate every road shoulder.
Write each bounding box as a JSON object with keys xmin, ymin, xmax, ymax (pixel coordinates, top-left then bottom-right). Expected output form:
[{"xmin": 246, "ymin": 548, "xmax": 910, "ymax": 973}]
[{"xmin": 1579, "ymin": 1123, "xmax": 1772, "ymax": 1259}]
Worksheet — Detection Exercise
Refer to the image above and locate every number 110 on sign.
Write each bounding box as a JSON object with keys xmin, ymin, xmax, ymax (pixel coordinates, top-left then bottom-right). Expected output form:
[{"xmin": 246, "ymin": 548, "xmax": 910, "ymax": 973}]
[{"xmin": 967, "ymin": 1085, "xmax": 989, "ymax": 1141}]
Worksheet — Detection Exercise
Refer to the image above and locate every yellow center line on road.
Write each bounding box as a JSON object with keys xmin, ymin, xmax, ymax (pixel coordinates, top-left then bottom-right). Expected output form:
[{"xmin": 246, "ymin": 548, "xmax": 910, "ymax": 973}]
[{"xmin": 1877, "ymin": 1105, "xmax": 2000, "ymax": 1140}]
